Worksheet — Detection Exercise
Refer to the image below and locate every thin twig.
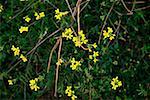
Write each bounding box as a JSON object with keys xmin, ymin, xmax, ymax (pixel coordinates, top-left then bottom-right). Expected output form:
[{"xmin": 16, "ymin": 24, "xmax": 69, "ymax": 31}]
[
  {"xmin": 80, "ymin": 0, "xmax": 90, "ymax": 12},
  {"xmin": 54, "ymin": 37, "xmax": 62, "ymax": 97},
  {"xmin": 134, "ymin": 5, "xmax": 150, "ymax": 11},
  {"xmin": 47, "ymin": 39, "xmax": 60, "ymax": 73},
  {"xmin": 7, "ymin": 1, "xmax": 34, "ymax": 23},
  {"xmin": 121, "ymin": 0, "xmax": 133, "ymax": 15},
  {"xmin": 125, "ymin": 1, "xmax": 149, "ymax": 4},
  {"xmin": 7, "ymin": 29, "xmax": 61, "ymax": 73},
  {"xmin": 26, "ymin": 28, "xmax": 61, "ymax": 55},
  {"xmin": 65, "ymin": 0, "xmax": 76, "ymax": 21},
  {"xmin": 77, "ymin": 0, "xmax": 82, "ymax": 33},
  {"xmin": 98, "ymin": 2, "xmax": 115, "ymax": 44}
]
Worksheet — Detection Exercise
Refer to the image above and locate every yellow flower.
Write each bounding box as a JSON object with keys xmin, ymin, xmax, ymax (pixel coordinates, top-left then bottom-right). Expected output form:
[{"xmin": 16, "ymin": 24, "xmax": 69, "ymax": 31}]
[
  {"xmin": 55, "ymin": 9, "xmax": 60, "ymax": 14},
  {"xmin": 109, "ymin": 34, "xmax": 116, "ymax": 41},
  {"xmin": 29, "ymin": 78, "xmax": 40, "ymax": 91},
  {"xmin": 103, "ymin": 30, "xmax": 109, "ymax": 39},
  {"xmin": 70, "ymin": 58, "xmax": 81, "ymax": 70},
  {"xmin": 71, "ymin": 95, "xmax": 77, "ymax": 100},
  {"xmin": 54, "ymin": 9, "xmax": 68, "ymax": 20},
  {"xmin": 103, "ymin": 27, "xmax": 115, "ymax": 40},
  {"xmin": 72, "ymin": 36, "xmax": 82, "ymax": 47},
  {"xmin": 93, "ymin": 51, "xmax": 99, "ymax": 57},
  {"xmin": 70, "ymin": 61, "xmax": 81, "ymax": 70},
  {"xmin": 34, "ymin": 78, "xmax": 38, "ymax": 82},
  {"xmin": 29, "ymin": 79, "xmax": 36, "ymax": 86},
  {"xmin": 65, "ymin": 86, "xmax": 72, "ymax": 94},
  {"xmin": 39, "ymin": 12, "xmax": 45, "ymax": 18},
  {"xmin": 23, "ymin": 16, "xmax": 31, "ymax": 22},
  {"xmin": 11, "ymin": 45, "xmax": 16, "ymax": 51},
  {"xmin": 88, "ymin": 48, "xmax": 92, "ymax": 52},
  {"xmin": 111, "ymin": 76, "xmax": 122, "ymax": 90},
  {"xmin": 56, "ymin": 58, "xmax": 63, "ymax": 66},
  {"xmin": 70, "ymin": 58, "xmax": 76, "ymax": 64},
  {"xmin": 34, "ymin": 12, "xmax": 45, "ymax": 20},
  {"xmin": 20, "ymin": 54, "xmax": 27, "ymax": 62},
  {"xmin": 93, "ymin": 58, "xmax": 98, "ymax": 63},
  {"xmin": 65, "ymin": 86, "xmax": 75, "ymax": 97},
  {"xmin": 79, "ymin": 30, "xmax": 88, "ymax": 44},
  {"xmin": 0, "ymin": 4, "xmax": 3, "ymax": 13},
  {"xmin": 107, "ymin": 27, "xmax": 113, "ymax": 33},
  {"xmin": 11, "ymin": 45, "xmax": 20, "ymax": 56},
  {"xmin": 92, "ymin": 43, "xmax": 97, "ymax": 48},
  {"xmin": 8, "ymin": 80, "xmax": 13, "ymax": 85},
  {"xmin": 38, "ymin": 75, "xmax": 44, "ymax": 81},
  {"xmin": 67, "ymin": 90, "xmax": 74, "ymax": 97},
  {"xmin": 89, "ymin": 55, "xmax": 93, "ymax": 59},
  {"xmin": 118, "ymin": 81, "xmax": 122, "ymax": 87},
  {"xmin": 19, "ymin": 26, "xmax": 28, "ymax": 33},
  {"xmin": 33, "ymin": 85, "xmax": 40, "ymax": 91},
  {"xmin": 62, "ymin": 28, "xmax": 73, "ymax": 40}
]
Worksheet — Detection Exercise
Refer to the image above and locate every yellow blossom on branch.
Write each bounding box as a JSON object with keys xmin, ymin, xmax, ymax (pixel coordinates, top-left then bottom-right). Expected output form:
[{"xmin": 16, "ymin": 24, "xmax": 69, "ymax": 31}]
[
  {"xmin": 107, "ymin": 27, "xmax": 113, "ymax": 33},
  {"xmin": 62, "ymin": 28, "xmax": 73, "ymax": 40},
  {"xmin": 89, "ymin": 51, "xmax": 99, "ymax": 63},
  {"xmin": 103, "ymin": 27, "xmax": 115, "ymax": 41},
  {"xmin": 0, "ymin": 4, "xmax": 3, "ymax": 13},
  {"xmin": 71, "ymin": 95, "xmax": 77, "ymax": 100},
  {"xmin": 92, "ymin": 43, "xmax": 97, "ymax": 48},
  {"xmin": 19, "ymin": 26, "xmax": 28, "ymax": 33},
  {"xmin": 72, "ymin": 30, "xmax": 88, "ymax": 47},
  {"xmin": 65, "ymin": 86, "xmax": 77, "ymax": 99},
  {"xmin": 103, "ymin": 30, "xmax": 109, "ymax": 39},
  {"xmin": 29, "ymin": 78, "xmax": 40, "ymax": 91},
  {"xmin": 23, "ymin": 16, "xmax": 31, "ymax": 22},
  {"xmin": 70, "ymin": 58, "xmax": 81, "ymax": 70},
  {"xmin": 11, "ymin": 45, "xmax": 20, "ymax": 56},
  {"xmin": 109, "ymin": 34, "xmax": 116, "ymax": 41},
  {"xmin": 34, "ymin": 12, "xmax": 45, "ymax": 20},
  {"xmin": 54, "ymin": 9, "xmax": 68, "ymax": 20},
  {"xmin": 8, "ymin": 80, "xmax": 13, "ymax": 85},
  {"xmin": 20, "ymin": 54, "xmax": 27, "ymax": 62},
  {"xmin": 93, "ymin": 58, "xmax": 98, "ymax": 63},
  {"xmin": 93, "ymin": 51, "xmax": 99, "ymax": 57},
  {"xmin": 111, "ymin": 76, "xmax": 122, "ymax": 90},
  {"xmin": 72, "ymin": 36, "xmax": 82, "ymax": 47}
]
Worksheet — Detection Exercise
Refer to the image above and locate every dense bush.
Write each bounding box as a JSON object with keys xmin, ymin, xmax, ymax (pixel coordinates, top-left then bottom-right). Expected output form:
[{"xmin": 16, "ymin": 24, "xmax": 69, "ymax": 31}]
[{"xmin": 0, "ymin": 0, "xmax": 150, "ymax": 99}]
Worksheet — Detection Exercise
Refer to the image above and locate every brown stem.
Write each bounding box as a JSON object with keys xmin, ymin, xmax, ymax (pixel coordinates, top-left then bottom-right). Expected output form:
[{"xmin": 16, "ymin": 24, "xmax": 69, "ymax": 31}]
[
  {"xmin": 47, "ymin": 39, "xmax": 60, "ymax": 73},
  {"xmin": 54, "ymin": 37, "xmax": 62, "ymax": 97},
  {"xmin": 98, "ymin": 2, "xmax": 115, "ymax": 44}
]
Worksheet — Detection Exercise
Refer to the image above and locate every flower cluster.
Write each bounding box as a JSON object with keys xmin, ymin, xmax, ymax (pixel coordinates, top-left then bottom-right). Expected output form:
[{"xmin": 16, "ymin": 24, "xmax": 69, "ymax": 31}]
[
  {"xmin": 0, "ymin": 4, "xmax": 3, "ymax": 13},
  {"xmin": 103, "ymin": 27, "xmax": 116, "ymax": 40},
  {"xmin": 11, "ymin": 45, "xmax": 27, "ymax": 62},
  {"xmin": 54, "ymin": 9, "xmax": 68, "ymax": 20},
  {"xmin": 62, "ymin": 28, "xmax": 73, "ymax": 40},
  {"xmin": 29, "ymin": 78, "xmax": 40, "ymax": 91},
  {"xmin": 72, "ymin": 30, "xmax": 88, "ymax": 47},
  {"xmin": 89, "ymin": 51, "xmax": 99, "ymax": 63},
  {"xmin": 70, "ymin": 58, "xmax": 81, "ymax": 70},
  {"xmin": 87, "ymin": 43, "xmax": 98, "ymax": 52},
  {"xmin": 65, "ymin": 86, "xmax": 77, "ymax": 100},
  {"xmin": 34, "ymin": 12, "xmax": 45, "ymax": 20},
  {"xmin": 23, "ymin": 16, "xmax": 31, "ymax": 22},
  {"xmin": 11, "ymin": 45, "xmax": 20, "ymax": 56},
  {"xmin": 19, "ymin": 26, "xmax": 28, "ymax": 33},
  {"xmin": 111, "ymin": 76, "xmax": 122, "ymax": 90},
  {"xmin": 8, "ymin": 79, "xmax": 16, "ymax": 85}
]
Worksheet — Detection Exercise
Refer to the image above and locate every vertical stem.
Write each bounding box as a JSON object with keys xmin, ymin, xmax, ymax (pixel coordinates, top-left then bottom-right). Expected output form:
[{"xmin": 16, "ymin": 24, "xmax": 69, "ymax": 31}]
[
  {"xmin": 54, "ymin": 37, "xmax": 62, "ymax": 97},
  {"xmin": 77, "ymin": 0, "xmax": 82, "ymax": 33}
]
